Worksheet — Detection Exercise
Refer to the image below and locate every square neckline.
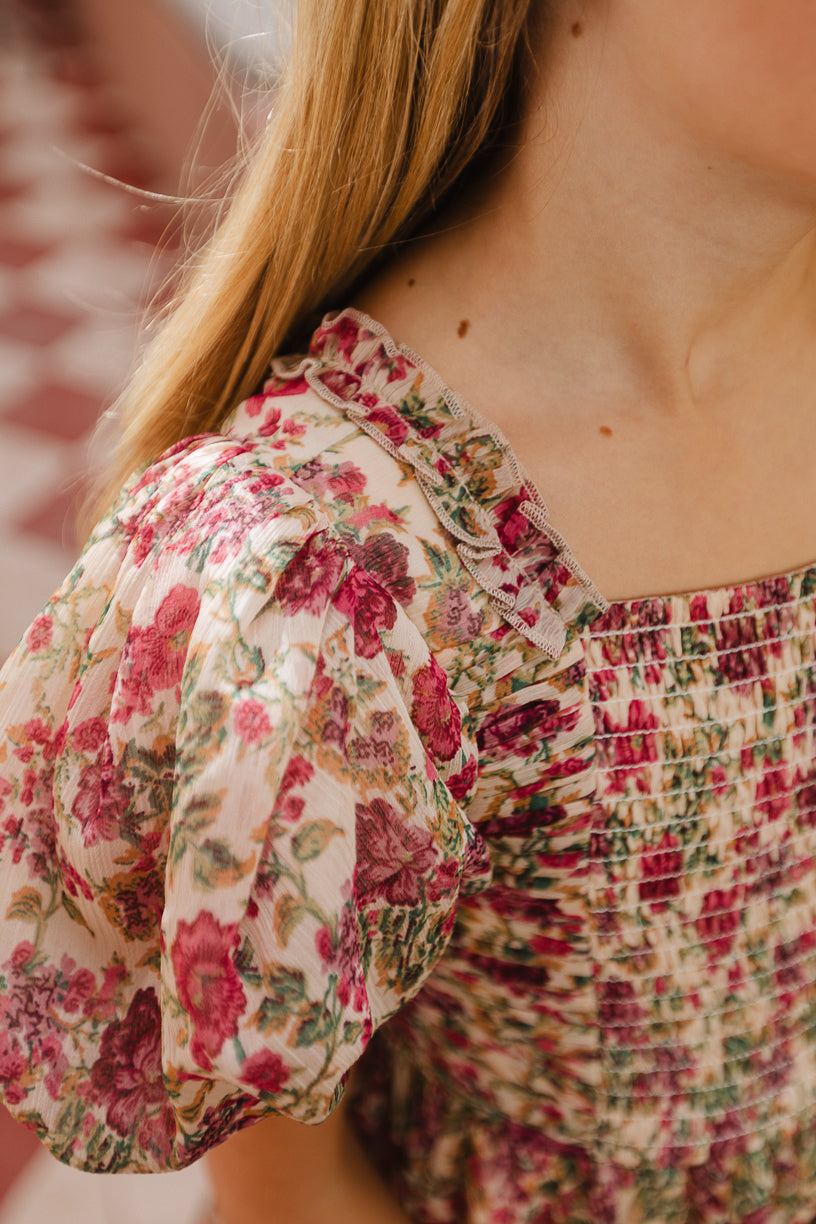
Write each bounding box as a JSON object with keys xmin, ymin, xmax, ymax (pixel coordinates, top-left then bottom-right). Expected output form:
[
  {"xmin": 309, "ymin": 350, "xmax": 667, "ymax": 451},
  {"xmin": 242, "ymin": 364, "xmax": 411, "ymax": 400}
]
[{"xmin": 345, "ymin": 309, "xmax": 816, "ymax": 616}]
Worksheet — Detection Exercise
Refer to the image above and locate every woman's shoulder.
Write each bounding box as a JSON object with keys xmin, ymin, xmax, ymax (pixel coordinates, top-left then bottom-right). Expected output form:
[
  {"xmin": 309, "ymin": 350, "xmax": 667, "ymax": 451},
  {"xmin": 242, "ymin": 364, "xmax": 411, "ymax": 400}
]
[
  {"xmin": 78, "ymin": 308, "xmax": 608, "ymax": 722},
  {"xmin": 1, "ymin": 330, "xmax": 498, "ymax": 830},
  {"xmin": 5, "ymin": 306, "xmax": 608, "ymax": 736},
  {"xmin": 0, "ymin": 349, "xmax": 496, "ymax": 1172},
  {"xmin": 0, "ymin": 312, "xmax": 601, "ymax": 1173}
]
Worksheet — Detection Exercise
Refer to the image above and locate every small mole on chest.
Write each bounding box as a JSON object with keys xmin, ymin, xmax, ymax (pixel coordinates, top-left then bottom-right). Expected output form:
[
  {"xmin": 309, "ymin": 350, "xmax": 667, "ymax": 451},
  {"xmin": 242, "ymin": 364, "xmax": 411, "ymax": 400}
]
[
  {"xmin": 599, "ymin": 425, "xmax": 613, "ymax": 437},
  {"xmin": 457, "ymin": 319, "xmax": 471, "ymax": 339},
  {"xmin": 571, "ymin": 21, "xmax": 583, "ymax": 37},
  {"xmin": 407, "ymin": 277, "xmax": 416, "ymax": 287}
]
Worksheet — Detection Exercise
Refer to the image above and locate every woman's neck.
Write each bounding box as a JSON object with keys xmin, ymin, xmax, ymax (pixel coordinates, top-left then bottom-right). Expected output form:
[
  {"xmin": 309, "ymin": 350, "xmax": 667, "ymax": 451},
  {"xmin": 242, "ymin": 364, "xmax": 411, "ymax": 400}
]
[{"xmin": 359, "ymin": 5, "xmax": 816, "ymax": 426}]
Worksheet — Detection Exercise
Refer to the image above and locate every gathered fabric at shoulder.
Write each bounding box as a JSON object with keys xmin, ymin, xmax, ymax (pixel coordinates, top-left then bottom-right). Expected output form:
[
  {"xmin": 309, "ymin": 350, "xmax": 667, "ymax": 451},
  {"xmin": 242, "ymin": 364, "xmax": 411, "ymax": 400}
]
[
  {"xmin": 0, "ymin": 429, "xmax": 490, "ymax": 1172},
  {"xmin": 291, "ymin": 309, "xmax": 608, "ymax": 660}
]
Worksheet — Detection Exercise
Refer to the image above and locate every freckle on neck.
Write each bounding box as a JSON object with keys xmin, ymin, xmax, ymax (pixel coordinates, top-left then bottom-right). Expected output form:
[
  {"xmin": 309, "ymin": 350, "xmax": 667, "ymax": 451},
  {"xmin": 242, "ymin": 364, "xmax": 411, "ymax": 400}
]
[
  {"xmin": 457, "ymin": 319, "xmax": 470, "ymax": 339},
  {"xmin": 571, "ymin": 20, "xmax": 583, "ymax": 37},
  {"xmin": 407, "ymin": 277, "xmax": 416, "ymax": 287},
  {"xmin": 599, "ymin": 425, "xmax": 613, "ymax": 438}
]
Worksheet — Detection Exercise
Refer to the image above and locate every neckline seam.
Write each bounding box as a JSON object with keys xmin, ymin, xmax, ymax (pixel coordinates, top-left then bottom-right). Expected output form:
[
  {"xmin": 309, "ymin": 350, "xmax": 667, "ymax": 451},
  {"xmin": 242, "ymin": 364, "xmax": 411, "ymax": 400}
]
[
  {"xmin": 317, "ymin": 308, "xmax": 816, "ymax": 618},
  {"xmin": 322, "ymin": 308, "xmax": 609, "ymax": 615},
  {"xmin": 601, "ymin": 559, "xmax": 816, "ymax": 614}
]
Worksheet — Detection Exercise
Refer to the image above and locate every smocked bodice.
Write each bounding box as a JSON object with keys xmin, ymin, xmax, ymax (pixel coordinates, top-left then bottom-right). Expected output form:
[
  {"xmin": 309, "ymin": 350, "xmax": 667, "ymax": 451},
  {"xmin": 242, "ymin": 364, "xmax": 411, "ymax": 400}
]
[{"xmin": 305, "ymin": 312, "xmax": 816, "ymax": 1222}]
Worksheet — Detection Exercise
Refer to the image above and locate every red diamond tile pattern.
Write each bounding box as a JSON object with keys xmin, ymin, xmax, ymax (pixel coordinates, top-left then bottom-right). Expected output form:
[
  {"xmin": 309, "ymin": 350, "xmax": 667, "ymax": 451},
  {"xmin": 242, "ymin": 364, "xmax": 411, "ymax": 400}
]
[
  {"xmin": 0, "ymin": 236, "xmax": 53, "ymax": 268},
  {"xmin": 0, "ymin": 30, "xmax": 176, "ymax": 668},
  {"xmin": 0, "ymin": 179, "xmax": 24, "ymax": 204},
  {"xmin": 5, "ymin": 381, "xmax": 107, "ymax": 441},
  {"xmin": 96, "ymin": 154, "xmax": 156, "ymax": 194},
  {"xmin": 119, "ymin": 205, "xmax": 182, "ymax": 251},
  {"xmin": 15, "ymin": 481, "xmax": 84, "ymax": 549},
  {"xmin": 69, "ymin": 104, "xmax": 130, "ymax": 140},
  {"xmin": 0, "ymin": 301, "xmax": 80, "ymax": 344},
  {"xmin": 0, "ymin": 25, "xmax": 211, "ymax": 1224}
]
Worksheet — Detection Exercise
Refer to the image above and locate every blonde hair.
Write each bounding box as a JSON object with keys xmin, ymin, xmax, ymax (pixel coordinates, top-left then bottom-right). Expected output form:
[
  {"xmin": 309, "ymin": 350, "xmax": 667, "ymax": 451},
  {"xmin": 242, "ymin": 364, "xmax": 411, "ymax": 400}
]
[{"xmin": 90, "ymin": 0, "xmax": 534, "ymax": 524}]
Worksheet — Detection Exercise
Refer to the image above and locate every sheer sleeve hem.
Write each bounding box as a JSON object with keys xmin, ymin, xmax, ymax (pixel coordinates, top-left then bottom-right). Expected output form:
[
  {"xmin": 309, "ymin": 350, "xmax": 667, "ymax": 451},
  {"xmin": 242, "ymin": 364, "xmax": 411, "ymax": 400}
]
[{"xmin": 0, "ymin": 433, "xmax": 490, "ymax": 1170}]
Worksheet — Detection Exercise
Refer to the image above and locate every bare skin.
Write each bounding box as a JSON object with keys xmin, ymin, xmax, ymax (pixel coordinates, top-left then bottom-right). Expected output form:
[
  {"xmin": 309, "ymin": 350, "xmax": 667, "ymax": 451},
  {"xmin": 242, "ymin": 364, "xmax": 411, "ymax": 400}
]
[
  {"xmin": 206, "ymin": 1091, "xmax": 412, "ymax": 1224},
  {"xmin": 207, "ymin": 3, "xmax": 816, "ymax": 1219},
  {"xmin": 360, "ymin": 0, "xmax": 816, "ymax": 600}
]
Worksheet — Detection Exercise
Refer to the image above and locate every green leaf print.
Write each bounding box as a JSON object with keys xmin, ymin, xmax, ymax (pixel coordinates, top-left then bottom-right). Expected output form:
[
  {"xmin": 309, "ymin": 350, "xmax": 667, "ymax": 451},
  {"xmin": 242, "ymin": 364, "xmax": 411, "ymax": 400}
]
[
  {"xmin": 292, "ymin": 820, "xmax": 343, "ymax": 862},
  {"xmin": 6, "ymin": 886, "xmax": 43, "ymax": 923},
  {"xmin": 60, "ymin": 892, "xmax": 94, "ymax": 934},
  {"xmin": 191, "ymin": 838, "xmax": 255, "ymax": 890}
]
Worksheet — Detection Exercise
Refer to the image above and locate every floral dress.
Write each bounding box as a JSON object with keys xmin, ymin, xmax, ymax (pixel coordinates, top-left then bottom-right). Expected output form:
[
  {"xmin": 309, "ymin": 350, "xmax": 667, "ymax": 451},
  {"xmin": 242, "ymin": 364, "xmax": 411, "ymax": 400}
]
[{"xmin": 1, "ymin": 309, "xmax": 815, "ymax": 1224}]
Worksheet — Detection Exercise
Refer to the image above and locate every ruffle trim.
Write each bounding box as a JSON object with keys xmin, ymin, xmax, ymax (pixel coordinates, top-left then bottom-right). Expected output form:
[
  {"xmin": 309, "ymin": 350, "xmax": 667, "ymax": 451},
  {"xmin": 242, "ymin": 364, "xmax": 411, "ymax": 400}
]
[{"xmin": 272, "ymin": 309, "xmax": 608, "ymax": 661}]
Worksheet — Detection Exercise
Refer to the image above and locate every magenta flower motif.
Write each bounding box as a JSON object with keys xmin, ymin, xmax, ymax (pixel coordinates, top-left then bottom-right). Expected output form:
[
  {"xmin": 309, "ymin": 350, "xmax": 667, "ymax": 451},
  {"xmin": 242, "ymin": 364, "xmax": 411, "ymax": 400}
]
[
  {"xmin": 355, "ymin": 798, "xmax": 438, "ymax": 907},
  {"xmin": 70, "ymin": 733, "xmax": 133, "ymax": 848},
  {"xmin": 347, "ymin": 532, "xmax": 416, "ymax": 607},
  {"xmin": 274, "ymin": 534, "xmax": 346, "ymax": 616},
  {"xmin": 0, "ymin": 1032, "xmax": 27, "ymax": 1104},
  {"xmin": 365, "ymin": 404, "xmax": 409, "ymax": 447},
  {"xmin": 113, "ymin": 585, "xmax": 200, "ymax": 722},
  {"xmin": 411, "ymin": 658, "xmax": 462, "ymax": 763},
  {"xmin": 171, "ymin": 912, "xmax": 246, "ymax": 1069},
  {"xmin": 25, "ymin": 614, "xmax": 53, "ymax": 653},
  {"xmin": 334, "ymin": 569, "xmax": 398, "ymax": 659},
  {"xmin": 238, "ymin": 1049, "xmax": 291, "ymax": 1096},
  {"xmin": 233, "ymin": 698, "xmax": 272, "ymax": 745},
  {"xmin": 477, "ymin": 698, "xmax": 565, "ymax": 760},
  {"xmin": 326, "ymin": 460, "xmax": 366, "ymax": 504},
  {"xmin": 637, "ymin": 832, "xmax": 683, "ymax": 908},
  {"xmin": 90, "ymin": 988, "xmax": 169, "ymax": 1138},
  {"xmin": 71, "ymin": 717, "xmax": 109, "ymax": 756},
  {"xmin": 314, "ymin": 906, "xmax": 366, "ymax": 1012}
]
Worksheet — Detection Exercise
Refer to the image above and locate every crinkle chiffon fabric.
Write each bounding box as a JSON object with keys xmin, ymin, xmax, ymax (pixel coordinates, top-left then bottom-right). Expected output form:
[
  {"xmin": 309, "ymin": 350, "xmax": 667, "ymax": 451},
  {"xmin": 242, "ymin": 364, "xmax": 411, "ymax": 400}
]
[{"xmin": 2, "ymin": 309, "xmax": 816, "ymax": 1223}]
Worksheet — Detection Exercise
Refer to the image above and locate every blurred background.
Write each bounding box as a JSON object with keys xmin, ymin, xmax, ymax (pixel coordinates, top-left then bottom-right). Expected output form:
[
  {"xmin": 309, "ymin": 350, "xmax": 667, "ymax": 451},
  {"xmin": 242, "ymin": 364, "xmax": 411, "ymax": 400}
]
[
  {"xmin": 0, "ymin": 0, "xmax": 289, "ymax": 661},
  {"xmin": 0, "ymin": 0, "xmax": 286, "ymax": 1218}
]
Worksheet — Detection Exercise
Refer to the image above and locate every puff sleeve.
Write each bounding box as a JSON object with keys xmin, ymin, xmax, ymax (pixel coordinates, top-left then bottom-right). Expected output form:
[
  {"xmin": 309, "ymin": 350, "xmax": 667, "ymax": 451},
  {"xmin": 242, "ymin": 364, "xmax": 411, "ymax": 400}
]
[{"xmin": 0, "ymin": 435, "xmax": 491, "ymax": 1171}]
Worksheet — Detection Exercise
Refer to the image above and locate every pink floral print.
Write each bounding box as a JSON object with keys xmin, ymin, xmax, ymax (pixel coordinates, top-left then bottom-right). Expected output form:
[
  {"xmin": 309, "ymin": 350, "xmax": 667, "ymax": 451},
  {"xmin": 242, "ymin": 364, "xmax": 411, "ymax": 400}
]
[
  {"xmin": 355, "ymin": 798, "xmax": 440, "ymax": 907},
  {"xmin": 90, "ymin": 989, "xmax": 169, "ymax": 1138},
  {"xmin": 171, "ymin": 912, "xmax": 247, "ymax": 1069},
  {"xmin": 0, "ymin": 309, "xmax": 815, "ymax": 1224}
]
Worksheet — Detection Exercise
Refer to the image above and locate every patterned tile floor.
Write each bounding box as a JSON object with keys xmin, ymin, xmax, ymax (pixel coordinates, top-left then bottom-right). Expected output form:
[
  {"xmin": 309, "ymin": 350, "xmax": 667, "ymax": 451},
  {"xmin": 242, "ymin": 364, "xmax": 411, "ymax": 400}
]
[
  {"xmin": 0, "ymin": 26, "xmax": 209, "ymax": 1224},
  {"xmin": 0, "ymin": 33, "xmax": 175, "ymax": 661}
]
